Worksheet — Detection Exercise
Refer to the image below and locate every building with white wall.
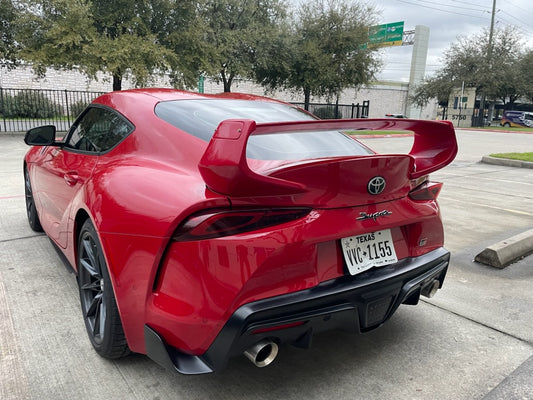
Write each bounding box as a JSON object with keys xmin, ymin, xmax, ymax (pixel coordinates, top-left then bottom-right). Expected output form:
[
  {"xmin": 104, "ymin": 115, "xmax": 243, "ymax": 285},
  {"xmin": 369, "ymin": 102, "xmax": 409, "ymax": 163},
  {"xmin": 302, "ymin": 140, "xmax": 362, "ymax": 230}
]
[{"xmin": 0, "ymin": 63, "xmax": 438, "ymax": 120}]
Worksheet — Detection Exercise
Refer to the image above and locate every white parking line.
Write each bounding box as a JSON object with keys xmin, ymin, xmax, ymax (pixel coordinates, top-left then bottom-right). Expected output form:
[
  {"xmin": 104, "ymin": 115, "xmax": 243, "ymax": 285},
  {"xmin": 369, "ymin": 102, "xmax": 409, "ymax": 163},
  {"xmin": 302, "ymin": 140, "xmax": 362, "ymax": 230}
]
[
  {"xmin": 440, "ymin": 196, "xmax": 533, "ymax": 216},
  {"xmin": 475, "ymin": 177, "xmax": 533, "ymax": 186}
]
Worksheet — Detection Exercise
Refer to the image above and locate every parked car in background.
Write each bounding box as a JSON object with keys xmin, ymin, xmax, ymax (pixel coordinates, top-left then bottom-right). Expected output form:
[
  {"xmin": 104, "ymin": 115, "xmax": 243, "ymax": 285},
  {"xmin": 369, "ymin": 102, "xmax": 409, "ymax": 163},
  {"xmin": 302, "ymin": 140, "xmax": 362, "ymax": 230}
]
[
  {"xmin": 385, "ymin": 113, "xmax": 407, "ymax": 118},
  {"xmin": 500, "ymin": 110, "xmax": 533, "ymax": 128},
  {"xmin": 23, "ymin": 89, "xmax": 457, "ymax": 374}
]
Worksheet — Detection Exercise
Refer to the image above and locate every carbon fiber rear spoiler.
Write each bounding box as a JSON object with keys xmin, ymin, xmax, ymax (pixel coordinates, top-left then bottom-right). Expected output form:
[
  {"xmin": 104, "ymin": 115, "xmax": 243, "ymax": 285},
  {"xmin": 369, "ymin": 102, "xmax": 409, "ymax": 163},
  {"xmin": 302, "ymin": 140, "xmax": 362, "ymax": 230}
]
[{"xmin": 198, "ymin": 118, "xmax": 457, "ymax": 197}]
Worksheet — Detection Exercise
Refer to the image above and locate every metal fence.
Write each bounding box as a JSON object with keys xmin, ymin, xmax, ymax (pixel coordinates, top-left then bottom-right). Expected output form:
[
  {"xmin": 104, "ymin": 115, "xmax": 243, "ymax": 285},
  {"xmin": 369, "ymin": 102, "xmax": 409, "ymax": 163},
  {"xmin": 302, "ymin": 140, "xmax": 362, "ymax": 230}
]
[
  {"xmin": 0, "ymin": 88, "xmax": 106, "ymax": 133},
  {"xmin": 291, "ymin": 101, "xmax": 370, "ymax": 119},
  {"xmin": 0, "ymin": 88, "xmax": 371, "ymax": 134},
  {"xmin": 445, "ymin": 108, "xmax": 491, "ymax": 128}
]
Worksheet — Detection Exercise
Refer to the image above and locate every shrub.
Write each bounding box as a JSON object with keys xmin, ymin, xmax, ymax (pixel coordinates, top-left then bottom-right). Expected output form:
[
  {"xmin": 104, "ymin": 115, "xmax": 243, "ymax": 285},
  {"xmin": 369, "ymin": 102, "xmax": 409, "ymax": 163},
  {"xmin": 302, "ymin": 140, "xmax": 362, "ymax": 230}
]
[
  {"xmin": 1, "ymin": 92, "xmax": 63, "ymax": 118},
  {"xmin": 0, "ymin": 95, "xmax": 16, "ymax": 117},
  {"xmin": 312, "ymin": 106, "xmax": 342, "ymax": 119},
  {"xmin": 69, "ymin": 100, "xmax": 90, "ymax": 119}
]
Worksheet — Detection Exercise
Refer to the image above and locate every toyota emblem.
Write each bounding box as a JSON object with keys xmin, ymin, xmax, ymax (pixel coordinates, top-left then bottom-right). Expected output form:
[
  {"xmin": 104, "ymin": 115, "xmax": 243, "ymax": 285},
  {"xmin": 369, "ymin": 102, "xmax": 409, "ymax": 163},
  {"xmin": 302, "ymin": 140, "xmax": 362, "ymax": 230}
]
[{"xmin": 367, "ymin": 176, "xmax": 386, "ymax": 195}]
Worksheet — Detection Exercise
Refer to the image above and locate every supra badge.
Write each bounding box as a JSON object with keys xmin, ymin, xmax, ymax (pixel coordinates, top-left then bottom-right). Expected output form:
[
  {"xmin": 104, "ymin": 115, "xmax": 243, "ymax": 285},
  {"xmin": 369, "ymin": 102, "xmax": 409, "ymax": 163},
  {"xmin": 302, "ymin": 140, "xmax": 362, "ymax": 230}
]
[{"xmin": 356, "ymin": 210, "xmax": 392, "ymax": 221}]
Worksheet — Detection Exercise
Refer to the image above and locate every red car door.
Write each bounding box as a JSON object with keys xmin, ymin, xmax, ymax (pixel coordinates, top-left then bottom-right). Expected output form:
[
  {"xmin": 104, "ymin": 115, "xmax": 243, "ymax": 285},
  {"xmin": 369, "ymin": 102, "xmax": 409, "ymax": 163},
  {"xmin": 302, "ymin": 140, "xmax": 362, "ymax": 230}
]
[
  {"xmin": 33, "ymin": 147, "xmax": 97, "ymax": 248},
  {"xmin": 32, "ymin": 106, "xmax": 133, "ymax": 249}
]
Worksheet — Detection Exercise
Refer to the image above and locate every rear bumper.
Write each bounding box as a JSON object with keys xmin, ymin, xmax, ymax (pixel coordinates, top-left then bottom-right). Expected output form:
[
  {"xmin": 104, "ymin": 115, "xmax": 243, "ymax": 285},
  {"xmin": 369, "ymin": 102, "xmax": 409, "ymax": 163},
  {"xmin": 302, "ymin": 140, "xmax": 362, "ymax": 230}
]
[{"xmin": 145, "ymin": 247, "xmax": 450, "ymax": 374}]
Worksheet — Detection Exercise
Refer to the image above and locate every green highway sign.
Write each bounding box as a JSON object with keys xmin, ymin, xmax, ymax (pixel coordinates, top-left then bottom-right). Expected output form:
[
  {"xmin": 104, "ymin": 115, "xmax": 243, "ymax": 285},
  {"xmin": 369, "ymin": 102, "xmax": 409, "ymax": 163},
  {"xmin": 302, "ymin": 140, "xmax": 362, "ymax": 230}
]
[
  {"xmin": 198, "ymin": 75, "xmax": 205, "ymax": 93},
  {"xmin": 368, "ymin": 21, "xmax": 404, "ymax": 48}
]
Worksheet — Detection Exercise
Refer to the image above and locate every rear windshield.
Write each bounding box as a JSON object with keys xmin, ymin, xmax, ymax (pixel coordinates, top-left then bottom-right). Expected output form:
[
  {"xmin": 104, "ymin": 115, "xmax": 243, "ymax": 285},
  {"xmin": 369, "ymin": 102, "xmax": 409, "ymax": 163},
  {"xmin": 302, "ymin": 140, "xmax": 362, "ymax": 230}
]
[{"xmin": 155, "ymin": 99, "xmax": 372, "ymax": 160}]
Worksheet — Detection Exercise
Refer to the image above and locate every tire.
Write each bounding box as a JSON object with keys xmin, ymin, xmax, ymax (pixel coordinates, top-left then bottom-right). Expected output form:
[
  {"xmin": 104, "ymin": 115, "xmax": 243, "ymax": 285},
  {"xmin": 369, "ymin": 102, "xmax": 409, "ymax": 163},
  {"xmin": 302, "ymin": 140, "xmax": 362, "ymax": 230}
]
[
  {"xmin": 77, "ymin": 219, "xmax": 130, "ymax": 358},
  {"xmin": 503, "ymin": 122, "xmax": 511, "ymax": 127},
  {"xmin": 24, "ymin": 166, "xmax": 43, "ymax": 232}
]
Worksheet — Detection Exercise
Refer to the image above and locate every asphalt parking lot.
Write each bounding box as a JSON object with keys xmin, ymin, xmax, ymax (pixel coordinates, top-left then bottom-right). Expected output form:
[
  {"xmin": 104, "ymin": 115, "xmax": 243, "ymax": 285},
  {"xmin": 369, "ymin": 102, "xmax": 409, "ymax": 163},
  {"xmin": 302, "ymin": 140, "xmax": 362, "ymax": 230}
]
[{"xmin": 1, "ymin": 129, "xmax": 532, "ymax": 400}]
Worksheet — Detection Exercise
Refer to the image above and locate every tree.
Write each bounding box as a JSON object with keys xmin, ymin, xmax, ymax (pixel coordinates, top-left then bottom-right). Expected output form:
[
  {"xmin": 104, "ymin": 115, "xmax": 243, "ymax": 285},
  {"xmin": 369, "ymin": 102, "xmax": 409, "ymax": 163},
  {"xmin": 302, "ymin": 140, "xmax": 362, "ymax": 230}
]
[
  {"xmin": 521, "ymin": 51, "xmax": 533, "ymax": 104},
  {"xmin": 491, "ymin": 55, "xmax": 523, "ymax": 107},
  {"xmin": 142, "ymin": 0, "xmax": 204, "ymax": 90},
  {"xmin": 414, "ymin": 26, "xmax": 525, "ymax": 109},
  {"xmin": 255, "ymin": 0, "xmax": 381, "ymax": 109},
  {"xmin": 17, "ymin": 0, "xmax": 177, "ymax": 90},
  {"xmin": 477, "ymin": 26, "xmax": 524, "ymax": 107},
  {"xmin": 0, "ymin": 0, "xmax": 20, "ymax": 65},
  {"xmin": 410, "ymin": 73, "xmax": 453, "ymax": 111},
  {"xmin": 198, "ymin": 0, "xmax": 288, "ymax": 92}
]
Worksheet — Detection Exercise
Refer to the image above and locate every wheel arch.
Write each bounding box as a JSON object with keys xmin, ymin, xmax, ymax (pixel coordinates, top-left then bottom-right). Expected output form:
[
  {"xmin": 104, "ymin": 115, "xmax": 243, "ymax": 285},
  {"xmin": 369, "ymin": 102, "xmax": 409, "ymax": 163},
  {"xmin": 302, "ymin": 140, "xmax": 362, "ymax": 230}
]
[{"xmin": 71, "ymin": 208, "xmax": 92, "ymax": 274}]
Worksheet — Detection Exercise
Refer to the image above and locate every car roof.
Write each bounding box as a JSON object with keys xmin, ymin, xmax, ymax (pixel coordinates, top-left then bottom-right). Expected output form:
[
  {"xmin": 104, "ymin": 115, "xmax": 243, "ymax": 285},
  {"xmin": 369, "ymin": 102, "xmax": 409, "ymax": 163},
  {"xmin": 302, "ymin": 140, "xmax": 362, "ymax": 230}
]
[
  {"xmin": 91, "ymin": 89, "xmax": 303, "ymax": 132},
  {"xmin": 94, "ymin": 88, "xmax": 284, "ymax": 104}
]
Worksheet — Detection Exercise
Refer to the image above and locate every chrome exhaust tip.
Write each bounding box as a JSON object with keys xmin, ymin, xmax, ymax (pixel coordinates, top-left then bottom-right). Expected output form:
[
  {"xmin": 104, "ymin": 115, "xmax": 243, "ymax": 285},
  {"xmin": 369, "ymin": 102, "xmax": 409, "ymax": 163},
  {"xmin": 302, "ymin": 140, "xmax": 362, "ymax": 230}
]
[
  {"xmin": 244, "ymin": 340, "xmax": 279, "ymax": 367},
  {"xmin": 421, "ymin": 280, "xmax": 440, "ymax": 298}
]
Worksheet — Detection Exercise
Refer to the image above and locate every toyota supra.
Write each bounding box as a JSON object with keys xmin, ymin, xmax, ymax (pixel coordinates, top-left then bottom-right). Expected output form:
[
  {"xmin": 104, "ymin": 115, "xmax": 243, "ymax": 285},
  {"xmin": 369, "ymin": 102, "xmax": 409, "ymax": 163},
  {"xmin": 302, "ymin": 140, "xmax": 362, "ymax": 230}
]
[{"xmin": 23, "ymin": 89, "xmax": 457, "ymax": 374}]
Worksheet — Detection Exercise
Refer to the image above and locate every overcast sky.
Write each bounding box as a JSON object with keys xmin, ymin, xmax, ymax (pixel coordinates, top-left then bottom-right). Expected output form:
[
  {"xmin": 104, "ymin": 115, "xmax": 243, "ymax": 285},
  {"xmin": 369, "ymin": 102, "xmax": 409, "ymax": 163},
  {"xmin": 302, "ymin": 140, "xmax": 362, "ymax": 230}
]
[{"xmin": 371, "ymin": 0, "xmax": 533, "ymax": 82}]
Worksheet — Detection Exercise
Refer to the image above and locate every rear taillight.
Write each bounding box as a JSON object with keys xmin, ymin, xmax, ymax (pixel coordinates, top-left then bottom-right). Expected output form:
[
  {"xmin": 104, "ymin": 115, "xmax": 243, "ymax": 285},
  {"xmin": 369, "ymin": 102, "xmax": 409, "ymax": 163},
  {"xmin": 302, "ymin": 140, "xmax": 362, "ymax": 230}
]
[
  {"xmin": 173, "ymin": 208, "xmax": 311, "ymax": 241},
  {"xmin": 409, "ymin": 181, "xmax": 443, "ymax": 201}
]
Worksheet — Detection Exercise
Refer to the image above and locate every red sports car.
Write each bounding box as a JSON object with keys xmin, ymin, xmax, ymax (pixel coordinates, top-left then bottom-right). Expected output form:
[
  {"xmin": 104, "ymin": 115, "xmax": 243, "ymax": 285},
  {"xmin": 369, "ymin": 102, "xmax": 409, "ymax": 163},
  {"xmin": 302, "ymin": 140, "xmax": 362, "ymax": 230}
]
[{"xmin": 24, "ymin": 89, "xmax": 457, "ymax": 374}]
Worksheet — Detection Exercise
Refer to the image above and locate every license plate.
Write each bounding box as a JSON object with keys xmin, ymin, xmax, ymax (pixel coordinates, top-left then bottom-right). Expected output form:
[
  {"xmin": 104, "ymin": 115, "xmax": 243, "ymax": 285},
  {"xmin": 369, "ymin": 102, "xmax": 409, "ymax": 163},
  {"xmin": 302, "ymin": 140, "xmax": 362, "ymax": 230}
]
[{"xmin": 341, "ymin": 229, "xmax": 398, "ymax": 275}]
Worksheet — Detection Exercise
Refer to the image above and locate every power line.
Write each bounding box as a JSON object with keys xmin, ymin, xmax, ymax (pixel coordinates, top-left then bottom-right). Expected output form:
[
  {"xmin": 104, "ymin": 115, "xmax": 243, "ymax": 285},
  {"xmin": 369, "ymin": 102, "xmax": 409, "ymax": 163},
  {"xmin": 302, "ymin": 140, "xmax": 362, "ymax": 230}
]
[
  {"xmin": 499, "ymin": 10, "xmax": 533, "ymax": 33},
  {"xmin": 402, "ymin": 0, "xmax": 489, "ymax": 13},
  {"xmin": 395, "ymin": 0, "xmax": 490, "ymax": 20},
  {"xmin": 495, "ymin": 17, "xmax": 533, "ymax": 38},
  {"xmin": 447, "ymin": 0, "xmax": 491, "ymax": 9},
  {"xmin": 505, "ymin": 0, "xmax": 533, "ymax": 24}
]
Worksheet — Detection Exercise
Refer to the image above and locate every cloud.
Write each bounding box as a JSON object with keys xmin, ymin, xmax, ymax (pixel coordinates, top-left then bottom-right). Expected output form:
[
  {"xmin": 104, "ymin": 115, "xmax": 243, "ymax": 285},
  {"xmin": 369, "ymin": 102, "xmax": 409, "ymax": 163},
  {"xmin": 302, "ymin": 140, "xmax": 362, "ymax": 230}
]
[{"xmin": 373, "ymin": 0, "xmax": 533, "ymax": 81}]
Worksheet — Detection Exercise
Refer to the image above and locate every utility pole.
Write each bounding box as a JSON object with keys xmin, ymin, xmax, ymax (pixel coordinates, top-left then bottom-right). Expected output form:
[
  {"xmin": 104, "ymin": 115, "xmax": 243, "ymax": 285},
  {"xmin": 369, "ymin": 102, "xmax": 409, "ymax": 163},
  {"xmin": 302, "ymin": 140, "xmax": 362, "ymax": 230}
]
[
  {"xmin": 484, "ymin": 0, "xmax": 497, "ymax": 125},
  {"xmin": 488, "ymin": 0, "xmax": 497, "ymax": 60}
]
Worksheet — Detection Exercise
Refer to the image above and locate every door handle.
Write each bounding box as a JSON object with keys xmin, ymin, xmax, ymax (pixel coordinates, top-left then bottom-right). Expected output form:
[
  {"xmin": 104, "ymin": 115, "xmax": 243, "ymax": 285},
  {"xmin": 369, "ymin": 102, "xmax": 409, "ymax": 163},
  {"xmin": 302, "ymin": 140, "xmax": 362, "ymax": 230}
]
[{"xmin": 64, "ymin": 171, "xmax": 79, "ymax": 186}]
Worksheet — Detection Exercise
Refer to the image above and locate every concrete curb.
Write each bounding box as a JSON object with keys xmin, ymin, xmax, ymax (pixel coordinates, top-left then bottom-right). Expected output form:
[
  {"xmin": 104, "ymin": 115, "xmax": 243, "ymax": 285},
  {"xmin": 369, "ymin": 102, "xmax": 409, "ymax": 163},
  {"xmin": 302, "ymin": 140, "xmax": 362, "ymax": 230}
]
[
  {"xmin": 0, "ymin": 132, "xmax": 26, "ymax": 136},
  {"xmin": 482, "ymin": 355, "xmax": 533, "ymax": 400},
  {"xmin": 481, "ymin": 155, "xmax": 533, "ymax": 169},
  {"xmin": 474, "ymin": 229, "xmax": 533, "ymax": 268},
  {"xmin": 456, "ymin": 127, "xmax": 533, "ymax": 134}
]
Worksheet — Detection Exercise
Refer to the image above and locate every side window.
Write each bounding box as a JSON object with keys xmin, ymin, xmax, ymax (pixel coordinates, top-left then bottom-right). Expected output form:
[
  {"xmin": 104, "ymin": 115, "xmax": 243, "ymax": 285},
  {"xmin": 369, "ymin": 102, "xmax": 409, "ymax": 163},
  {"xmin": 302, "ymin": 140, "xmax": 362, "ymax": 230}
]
[{"xmin": 66, "ymin": 107, "xmax": 133, "ymax": 153}]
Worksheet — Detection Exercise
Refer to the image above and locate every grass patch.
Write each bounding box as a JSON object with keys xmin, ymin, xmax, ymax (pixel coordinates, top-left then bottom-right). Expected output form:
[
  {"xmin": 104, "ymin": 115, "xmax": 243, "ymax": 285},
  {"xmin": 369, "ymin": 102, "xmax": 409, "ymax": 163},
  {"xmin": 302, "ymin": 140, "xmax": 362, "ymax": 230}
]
[
  {"xmin": 481, "ymin": 125, "xmax": 533, "ymax": 132},
  {"xmin": 490, "ymin": 152, "xmax": 533, "ymax": 162}
]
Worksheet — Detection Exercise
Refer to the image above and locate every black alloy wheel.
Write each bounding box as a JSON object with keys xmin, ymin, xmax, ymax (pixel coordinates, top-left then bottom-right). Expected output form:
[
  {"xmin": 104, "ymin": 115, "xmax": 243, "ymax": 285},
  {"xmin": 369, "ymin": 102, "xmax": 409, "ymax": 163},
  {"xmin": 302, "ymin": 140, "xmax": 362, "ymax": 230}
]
[
  {"xmin": 77, "ymin": 219, "xmax": 130, "ymax": 358},
  {"xmin": 24, "ymin": 167, "xmax": 43, "ymax": 232}
]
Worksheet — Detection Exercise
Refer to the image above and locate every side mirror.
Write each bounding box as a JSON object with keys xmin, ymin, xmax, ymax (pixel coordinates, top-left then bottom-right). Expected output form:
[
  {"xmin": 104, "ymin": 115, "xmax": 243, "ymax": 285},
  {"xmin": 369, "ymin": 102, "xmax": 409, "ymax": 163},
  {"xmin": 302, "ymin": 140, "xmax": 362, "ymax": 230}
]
[{"xmin": 24, "ymin": 125, "xmax": 56, "ymax": 146}]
